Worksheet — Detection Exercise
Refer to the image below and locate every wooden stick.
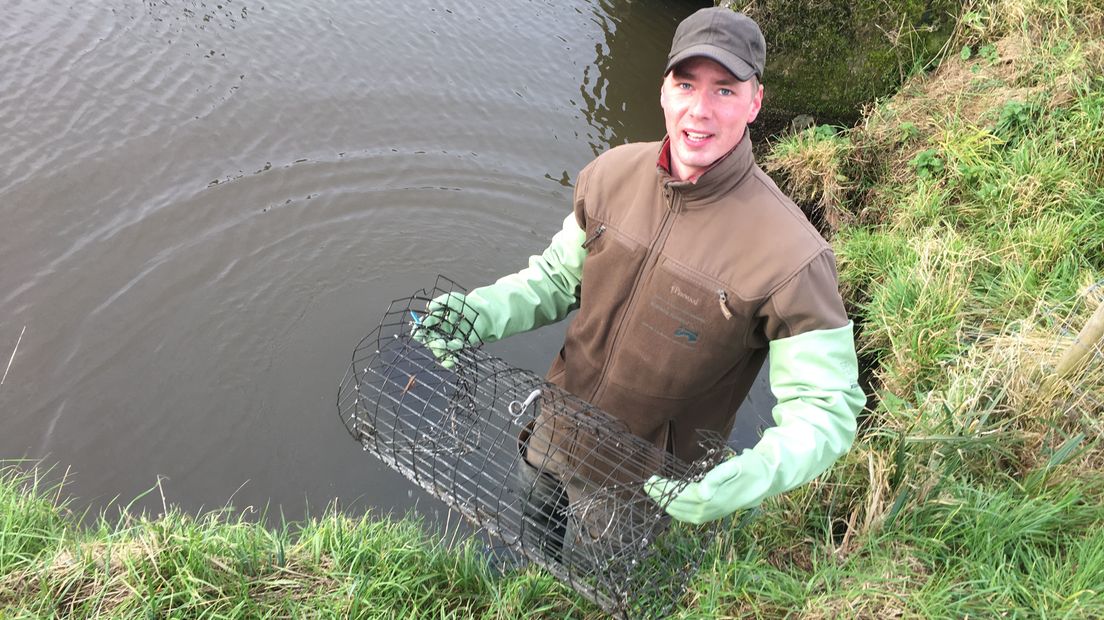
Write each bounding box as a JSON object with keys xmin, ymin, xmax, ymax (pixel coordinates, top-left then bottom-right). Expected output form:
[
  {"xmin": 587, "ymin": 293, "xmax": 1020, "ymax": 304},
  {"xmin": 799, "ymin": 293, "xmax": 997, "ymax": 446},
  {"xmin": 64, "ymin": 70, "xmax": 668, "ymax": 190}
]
[
  {"xmin": 1, "ymin": 325, "xmax": 25, "ymax": 386},
  {"xmin": 1053, "ymin": 301, "xmax": 1104, "ymax": 379}
]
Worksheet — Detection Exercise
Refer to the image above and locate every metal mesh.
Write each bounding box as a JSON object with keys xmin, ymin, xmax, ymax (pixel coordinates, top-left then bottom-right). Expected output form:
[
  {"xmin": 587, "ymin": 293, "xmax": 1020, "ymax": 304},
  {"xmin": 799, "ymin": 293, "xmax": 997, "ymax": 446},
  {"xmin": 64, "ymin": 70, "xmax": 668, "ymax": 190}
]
[{"xmin": 336, "ymin": 276, "xmax": 729, "ymax": 619}]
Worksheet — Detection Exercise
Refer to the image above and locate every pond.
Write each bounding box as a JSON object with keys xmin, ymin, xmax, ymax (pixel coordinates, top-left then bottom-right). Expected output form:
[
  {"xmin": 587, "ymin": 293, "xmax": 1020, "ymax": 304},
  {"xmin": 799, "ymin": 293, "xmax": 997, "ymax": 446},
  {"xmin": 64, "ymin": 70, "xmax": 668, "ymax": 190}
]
[{"xmin": 0, "ymin": 0, "xmax": 775, "ymax": 522}]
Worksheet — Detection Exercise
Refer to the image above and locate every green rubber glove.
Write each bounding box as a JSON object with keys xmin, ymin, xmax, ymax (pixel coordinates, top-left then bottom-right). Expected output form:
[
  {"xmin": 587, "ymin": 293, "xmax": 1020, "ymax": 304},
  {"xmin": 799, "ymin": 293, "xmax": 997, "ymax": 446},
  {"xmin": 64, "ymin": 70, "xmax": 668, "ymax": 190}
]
[
  {"xmin": 411, "ymin": 292, "xmax": 483, "ymax": 369},
  {"xmin": 413, "ymin": 214, "xmax": 586, "ymax": 367},
  {"xmin": 644, "ymin": 323, "xmax": 865, "ymax": 524}
]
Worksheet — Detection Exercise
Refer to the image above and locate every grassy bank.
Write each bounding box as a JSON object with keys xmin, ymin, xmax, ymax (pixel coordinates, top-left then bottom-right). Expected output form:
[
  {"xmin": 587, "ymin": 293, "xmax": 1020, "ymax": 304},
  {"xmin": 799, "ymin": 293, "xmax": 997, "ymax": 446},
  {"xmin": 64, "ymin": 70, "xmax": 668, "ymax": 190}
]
[
  {"xmin": 0, "ymin": 465, "xmax": 582, "ymax": 618},
  {"xmin": 747, "ymin": 0, "xmax": 1104, "ymax": 615},
  {"xmin": 4, "ymin": 0, "xmax": 1103, "ymax": 617}
]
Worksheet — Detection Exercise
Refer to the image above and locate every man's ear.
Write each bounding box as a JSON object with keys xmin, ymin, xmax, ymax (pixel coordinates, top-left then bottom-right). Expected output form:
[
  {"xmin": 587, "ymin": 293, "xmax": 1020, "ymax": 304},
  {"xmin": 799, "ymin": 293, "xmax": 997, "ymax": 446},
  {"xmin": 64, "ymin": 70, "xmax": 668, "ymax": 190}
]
[{"xmin": 747, "ymin": 84, "xmax": 764, "ymax": 123}]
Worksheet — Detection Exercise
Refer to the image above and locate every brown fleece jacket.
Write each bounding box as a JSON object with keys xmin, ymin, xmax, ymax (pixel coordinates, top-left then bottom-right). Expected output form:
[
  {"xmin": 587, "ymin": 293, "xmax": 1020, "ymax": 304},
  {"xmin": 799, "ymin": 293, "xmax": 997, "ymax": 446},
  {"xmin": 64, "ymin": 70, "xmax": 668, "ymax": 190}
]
[{"xmin": 540, "ymin": 132, "xmax": 848, "ymax": 464}]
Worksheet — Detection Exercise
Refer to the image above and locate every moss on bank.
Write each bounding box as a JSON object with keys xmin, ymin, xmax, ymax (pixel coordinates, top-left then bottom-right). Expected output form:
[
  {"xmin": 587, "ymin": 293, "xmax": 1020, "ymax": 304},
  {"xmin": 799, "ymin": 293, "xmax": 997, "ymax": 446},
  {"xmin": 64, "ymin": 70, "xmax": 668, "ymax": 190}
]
[
  {"xmin": 4, "ymin": 0, "xmax": 1104, "ymax": 617},
  {"xmin": 741, "ymin": 0, "xmax": 958, "ymax": 121}
]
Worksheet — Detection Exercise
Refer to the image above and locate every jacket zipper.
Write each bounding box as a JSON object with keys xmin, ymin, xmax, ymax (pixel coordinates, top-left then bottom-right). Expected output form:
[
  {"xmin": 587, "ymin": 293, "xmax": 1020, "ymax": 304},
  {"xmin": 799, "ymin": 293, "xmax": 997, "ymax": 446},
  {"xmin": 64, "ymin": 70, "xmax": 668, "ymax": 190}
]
[
  {"xmin": 588, "ymin": 185, "xmax": 680, "ymax": 404},
  {"xmin": 717, "ymin": 290, "xmax": 733, "ymax": 320},
  {"xmin": 581, "ymin": 224, "xmax": 606, "ymax": 249}
]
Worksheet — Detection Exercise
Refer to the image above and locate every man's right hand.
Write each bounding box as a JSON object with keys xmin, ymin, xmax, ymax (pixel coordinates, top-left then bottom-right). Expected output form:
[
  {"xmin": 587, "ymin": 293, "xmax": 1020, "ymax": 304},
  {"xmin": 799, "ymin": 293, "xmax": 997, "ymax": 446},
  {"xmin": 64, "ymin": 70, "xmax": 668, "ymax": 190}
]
[
  {"xmin": 409, "ymin": 211, "xmax": 589, "ymax": 368},
  {"xmin": 411, "ymin": 292, "xmax": 482, "ymax": 369}
]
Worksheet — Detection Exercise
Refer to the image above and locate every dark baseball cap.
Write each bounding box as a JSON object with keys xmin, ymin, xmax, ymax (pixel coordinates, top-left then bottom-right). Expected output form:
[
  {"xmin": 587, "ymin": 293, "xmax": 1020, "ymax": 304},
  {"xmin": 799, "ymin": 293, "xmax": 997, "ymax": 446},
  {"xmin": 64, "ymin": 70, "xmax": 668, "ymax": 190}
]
[{"xmin": 664, "ymin": 8, "xmax": 765, "ymax": 81}]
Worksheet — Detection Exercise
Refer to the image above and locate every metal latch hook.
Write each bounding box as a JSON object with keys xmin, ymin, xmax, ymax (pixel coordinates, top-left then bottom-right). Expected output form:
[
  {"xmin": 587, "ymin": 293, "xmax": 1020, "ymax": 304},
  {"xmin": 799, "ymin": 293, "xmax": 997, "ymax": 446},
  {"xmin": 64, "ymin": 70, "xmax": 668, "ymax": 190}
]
[{"xmin": 508, "ymin": 388, "xmax": 542, "ymax": 418}]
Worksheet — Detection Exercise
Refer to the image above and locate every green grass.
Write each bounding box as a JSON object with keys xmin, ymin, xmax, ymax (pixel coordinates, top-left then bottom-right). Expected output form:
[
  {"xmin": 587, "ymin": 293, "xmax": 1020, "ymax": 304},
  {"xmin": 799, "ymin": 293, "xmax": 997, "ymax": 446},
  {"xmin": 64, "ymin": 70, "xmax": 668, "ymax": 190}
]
[
  {"xmin": 672, "ymin": 475, "xmax": 1104, "ymax": 619},
  {"xmin": 0, "ymin": 464, "xmax": 584, "ymax": 618},
  {"xmin": 717, "ymin": 0, "xmax": 1104, "ymax": 615},
  {"xmin": 8, "ymin": 469, "xmax": 1093, "ymax": 618},
  {"xmin": 0, "ymin": 464, "xmax": 68, "ymax": 578},
  {"xmin": 4, "ymin": 0, "xmax": 1104, "ymax": 617}
]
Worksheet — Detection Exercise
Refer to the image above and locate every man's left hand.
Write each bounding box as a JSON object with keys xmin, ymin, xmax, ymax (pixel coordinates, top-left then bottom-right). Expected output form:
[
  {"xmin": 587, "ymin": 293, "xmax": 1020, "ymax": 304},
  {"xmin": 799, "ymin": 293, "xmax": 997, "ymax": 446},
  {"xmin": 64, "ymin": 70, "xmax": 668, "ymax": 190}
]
[
  {"xmin": 644, "ymin": 454, "xmax": 756, "ymax": 524},
  {"xmin": 646, "ymin": 323, "xmax": 865, "ymax": 524}
]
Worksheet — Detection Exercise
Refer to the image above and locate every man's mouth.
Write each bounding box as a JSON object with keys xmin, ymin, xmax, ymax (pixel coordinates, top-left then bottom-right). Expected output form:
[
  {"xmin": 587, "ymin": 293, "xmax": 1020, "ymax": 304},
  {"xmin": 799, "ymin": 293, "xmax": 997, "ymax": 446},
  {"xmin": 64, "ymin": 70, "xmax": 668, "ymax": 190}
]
[{"xmin": 683, "ymin": 130, "xmax": 713, "ymax": 144}]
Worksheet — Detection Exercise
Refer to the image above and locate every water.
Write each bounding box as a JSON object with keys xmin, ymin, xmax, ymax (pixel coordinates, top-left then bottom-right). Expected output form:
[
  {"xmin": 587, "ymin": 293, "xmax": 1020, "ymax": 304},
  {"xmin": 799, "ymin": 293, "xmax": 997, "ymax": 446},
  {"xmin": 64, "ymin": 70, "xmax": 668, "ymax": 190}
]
[{"xmin": 0, "ymin": 0, "xmax": 774, "ymax": 521}]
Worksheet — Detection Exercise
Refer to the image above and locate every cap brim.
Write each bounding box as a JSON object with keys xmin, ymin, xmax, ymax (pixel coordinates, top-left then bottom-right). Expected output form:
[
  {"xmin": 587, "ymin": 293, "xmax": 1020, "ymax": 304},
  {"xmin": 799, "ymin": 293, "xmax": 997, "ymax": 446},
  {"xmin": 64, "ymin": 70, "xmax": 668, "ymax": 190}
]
[{"xmin": 664, "ymin": 44, "xmax": 758, "ymax": 81}]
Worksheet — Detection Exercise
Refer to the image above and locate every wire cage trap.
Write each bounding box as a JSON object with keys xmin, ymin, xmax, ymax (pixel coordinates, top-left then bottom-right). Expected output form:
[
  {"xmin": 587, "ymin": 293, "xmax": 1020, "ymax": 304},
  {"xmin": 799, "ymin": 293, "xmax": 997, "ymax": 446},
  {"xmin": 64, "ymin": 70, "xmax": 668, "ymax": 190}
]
[{"xmin": 336, "ymin": 276, "xmax": 730, "ymax": 619}]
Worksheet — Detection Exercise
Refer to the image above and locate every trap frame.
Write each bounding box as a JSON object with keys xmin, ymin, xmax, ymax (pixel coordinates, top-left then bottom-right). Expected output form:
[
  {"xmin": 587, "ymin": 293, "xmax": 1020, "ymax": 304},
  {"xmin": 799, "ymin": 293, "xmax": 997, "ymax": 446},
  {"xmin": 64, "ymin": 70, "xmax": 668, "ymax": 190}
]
[{"xmin": 336, "ymin": 277, "xmax": 730, "ymax": 619}]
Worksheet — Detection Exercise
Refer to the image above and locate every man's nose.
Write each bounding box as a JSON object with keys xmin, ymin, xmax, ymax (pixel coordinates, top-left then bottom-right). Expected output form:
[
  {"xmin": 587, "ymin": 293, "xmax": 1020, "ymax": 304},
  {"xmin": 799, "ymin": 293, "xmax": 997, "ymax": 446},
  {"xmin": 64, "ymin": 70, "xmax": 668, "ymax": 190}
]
[{"xmin": 689, "ymin": 91, "xmax": 711, "ymax": 117}]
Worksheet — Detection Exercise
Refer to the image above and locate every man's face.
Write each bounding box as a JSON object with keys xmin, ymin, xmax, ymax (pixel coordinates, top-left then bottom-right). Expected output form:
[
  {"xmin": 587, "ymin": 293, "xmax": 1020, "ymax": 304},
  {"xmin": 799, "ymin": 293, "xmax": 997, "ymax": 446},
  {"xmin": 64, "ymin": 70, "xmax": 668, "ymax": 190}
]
[{"xmin": 660, "ymin": 56, "xmax": 763, "ymax": 181}]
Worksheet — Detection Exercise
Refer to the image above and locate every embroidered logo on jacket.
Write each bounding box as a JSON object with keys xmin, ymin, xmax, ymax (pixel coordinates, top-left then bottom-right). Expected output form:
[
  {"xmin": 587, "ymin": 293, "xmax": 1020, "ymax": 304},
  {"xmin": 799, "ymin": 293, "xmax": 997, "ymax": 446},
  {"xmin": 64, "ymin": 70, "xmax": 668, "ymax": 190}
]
[
  {"xmin": 673, "ymin": 327, "xmax": 699, "ymax": 343},
  {"xmin": 670, "ymin": 285, "xmax": 701, "ymax": 306}
]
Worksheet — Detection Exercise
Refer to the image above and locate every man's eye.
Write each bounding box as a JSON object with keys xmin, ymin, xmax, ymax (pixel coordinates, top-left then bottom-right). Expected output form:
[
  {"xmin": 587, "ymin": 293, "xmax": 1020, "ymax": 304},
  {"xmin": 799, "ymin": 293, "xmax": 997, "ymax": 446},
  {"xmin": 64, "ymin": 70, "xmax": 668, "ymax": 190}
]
[
  {"xmin": 718, "ymin": 88, "xmax": 733, "ymax": 96},
  {"xmin": 678, "ymin": 82, "xmax": 692, "ymax": 90}
]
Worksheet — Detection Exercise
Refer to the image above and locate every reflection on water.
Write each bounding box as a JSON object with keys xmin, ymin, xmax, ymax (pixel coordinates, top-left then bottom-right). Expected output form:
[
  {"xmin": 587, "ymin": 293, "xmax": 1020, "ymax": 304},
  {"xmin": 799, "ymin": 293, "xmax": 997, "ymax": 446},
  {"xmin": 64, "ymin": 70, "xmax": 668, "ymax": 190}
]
[
  {"xmin": 579, "ymin": 1, "xmax": 690, "ymax": 153},
  {"xmin": 0, "ymin": 0, "xmax": 722, "ymax": 521}
]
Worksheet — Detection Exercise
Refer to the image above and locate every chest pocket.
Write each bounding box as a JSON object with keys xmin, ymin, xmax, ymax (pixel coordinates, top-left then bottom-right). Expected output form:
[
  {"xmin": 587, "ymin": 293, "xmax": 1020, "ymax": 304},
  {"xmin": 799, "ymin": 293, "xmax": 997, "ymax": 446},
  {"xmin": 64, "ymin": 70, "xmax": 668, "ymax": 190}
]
[
  {"xmin": 606, "ymin": 257, "xmax": 754, "ymax": 398},
  {"xmin": 569, "ymin": 219, "xmax": 647, "ymax": 364}
]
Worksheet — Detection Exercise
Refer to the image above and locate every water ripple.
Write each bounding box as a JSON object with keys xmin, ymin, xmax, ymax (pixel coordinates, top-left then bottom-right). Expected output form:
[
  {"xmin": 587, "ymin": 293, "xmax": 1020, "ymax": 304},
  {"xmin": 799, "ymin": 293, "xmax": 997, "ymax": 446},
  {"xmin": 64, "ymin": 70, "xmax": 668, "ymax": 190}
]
[{"xmin": 0, "ymin": 0, "xmax": 689, "ymax": 520}]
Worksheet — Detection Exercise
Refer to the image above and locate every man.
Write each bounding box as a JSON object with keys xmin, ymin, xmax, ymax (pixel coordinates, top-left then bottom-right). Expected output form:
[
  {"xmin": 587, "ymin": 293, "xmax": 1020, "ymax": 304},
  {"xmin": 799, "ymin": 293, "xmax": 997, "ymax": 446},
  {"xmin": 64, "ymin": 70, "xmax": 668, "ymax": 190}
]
[{"xmin": 418, "ymin": 7, "xmax": 865, "ymax": 527}]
